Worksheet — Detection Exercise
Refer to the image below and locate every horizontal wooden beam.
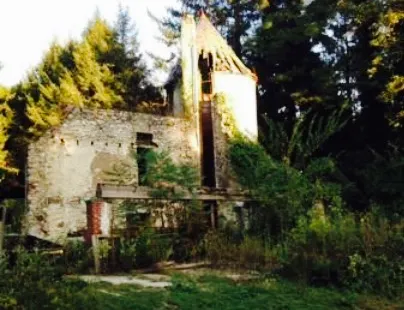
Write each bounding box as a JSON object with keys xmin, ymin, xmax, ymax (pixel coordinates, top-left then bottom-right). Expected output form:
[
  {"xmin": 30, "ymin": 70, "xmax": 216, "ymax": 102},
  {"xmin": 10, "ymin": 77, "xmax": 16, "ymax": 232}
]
[{"xmin": 96, "ymin": 184, "xmax": 252, "ymax": 201}]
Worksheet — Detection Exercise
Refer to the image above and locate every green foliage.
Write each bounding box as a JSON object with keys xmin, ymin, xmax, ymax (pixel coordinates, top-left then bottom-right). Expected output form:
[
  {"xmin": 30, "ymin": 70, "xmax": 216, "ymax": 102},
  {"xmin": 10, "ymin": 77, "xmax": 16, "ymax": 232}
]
[
  {"xmin": 204, "ymin": 230, "xmax": 277, "ymax": 270},
  {"xmin": 369, "ymin": 0, "xmax": 404, "ymax": 129},
  {"xmin": 134, "ymin": 228, "xmax": 172, "ymax": 268},
  {"xmin": 261, "ymin": 109, "xmax": 349, "ymax": 168},
  {"xmin": 284, "ymin": 208, "xmax": 404, "ymax": 297},
  {"xmin": 118, "ymin": 237, "xmax": 137, "ymax": 271},
  {"xmin": 168, "ymin": 273, "xmax": 358, "ymax": 310},
  {"xmin": 228, "ymin": 135, "xmax": 403, "ymax": 297},
  {"xmin": 1, "ymin": 247, "xmax": 403, "ymax": 309},
  {"xmin": 0, "ymin": 247, "xmax": 108, "ymax": 309},
  {"xmin": 0, "ymin": 199, "xmax": 25, "ymax": 233},
  {"xmin": 21, "ymin": 14, "xmax": 162, "ymax": 137},
  {"xmin": 63, "ymin": 240, "xmax": 92, "ymax": 274},
  {"xmin": 229, "ymin": 137, "xmax": 343, "ymax": 235},
  {"xmin": 26, "ymin": 36, "xmax": 123, "ymax": 135},
  {"xmin": 0, "ymin": 247, "xmax": 63, "ymax": 309},
  {"xmin": 139, "ymin": 150, "xmax": 198, "ymax": 199},
  {"xmin": 339, "ymin": 147, "xmax": 404, "ymax": 218},
  {"xmin": 0, "ymin": 87, "xmax": 17, "ymax": 179}
]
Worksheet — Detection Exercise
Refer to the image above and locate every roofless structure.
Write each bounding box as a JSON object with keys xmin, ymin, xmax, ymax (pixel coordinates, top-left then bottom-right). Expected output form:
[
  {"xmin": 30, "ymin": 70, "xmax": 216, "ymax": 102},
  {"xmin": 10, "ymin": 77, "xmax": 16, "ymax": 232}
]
[{"xmin": 25, "ymin": 14, "xmax": 258, "ymax": 242}]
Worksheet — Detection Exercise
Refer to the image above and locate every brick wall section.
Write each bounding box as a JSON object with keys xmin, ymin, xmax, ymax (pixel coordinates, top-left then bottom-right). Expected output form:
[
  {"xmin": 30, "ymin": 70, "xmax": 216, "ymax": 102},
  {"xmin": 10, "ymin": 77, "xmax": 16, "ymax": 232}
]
[{"xmin": 26, "ymin": 109, "xmax": 199, "ymax": 243}]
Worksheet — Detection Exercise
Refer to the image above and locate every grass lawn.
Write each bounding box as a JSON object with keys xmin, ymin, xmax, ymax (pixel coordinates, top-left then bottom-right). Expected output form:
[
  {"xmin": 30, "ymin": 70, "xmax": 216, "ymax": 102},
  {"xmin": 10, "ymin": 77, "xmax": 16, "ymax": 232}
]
[{"xmin": 69, "ymin": 273, "xmax": 404, "ymax": 310}]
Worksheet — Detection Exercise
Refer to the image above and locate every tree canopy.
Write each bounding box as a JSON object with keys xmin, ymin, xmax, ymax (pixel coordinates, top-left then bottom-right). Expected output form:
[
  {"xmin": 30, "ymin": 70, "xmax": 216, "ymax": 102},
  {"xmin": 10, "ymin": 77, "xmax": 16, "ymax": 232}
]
[
  {"xmin": 1, "ymin": 1, "xmax": 403, "ymax": 215},
  {"xmin": 154, "ymin": 0, "xmax": 404, "ymax": 216},
  {"xmin": 1, "ymin": 9, "xmax": 162, "ymax": 197}
]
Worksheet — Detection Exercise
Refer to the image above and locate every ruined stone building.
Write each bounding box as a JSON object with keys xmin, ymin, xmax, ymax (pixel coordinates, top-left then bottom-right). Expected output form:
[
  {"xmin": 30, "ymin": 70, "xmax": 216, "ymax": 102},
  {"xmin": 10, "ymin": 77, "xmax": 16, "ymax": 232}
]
[{"xmin": 26, "ymin": 13, "xmax": 258, "ymax": 242}]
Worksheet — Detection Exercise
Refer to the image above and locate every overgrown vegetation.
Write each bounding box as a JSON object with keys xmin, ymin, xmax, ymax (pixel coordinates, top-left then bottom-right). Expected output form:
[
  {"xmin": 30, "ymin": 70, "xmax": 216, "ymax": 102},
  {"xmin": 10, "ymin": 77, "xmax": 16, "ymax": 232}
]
[
  {"xmin": 223, "ymin": 130, "xmax": 404, "ymax": 298},
  {"xmin": 0, "ymin": 0, "xmax": 403, "ymax": 307},
  {"xmin": 101, "ymin": 149, "xmax": 208, "ymax": 270},
  {"xmin": 1, "ymin": 255, "xmax": 403, "ymax": 310}
]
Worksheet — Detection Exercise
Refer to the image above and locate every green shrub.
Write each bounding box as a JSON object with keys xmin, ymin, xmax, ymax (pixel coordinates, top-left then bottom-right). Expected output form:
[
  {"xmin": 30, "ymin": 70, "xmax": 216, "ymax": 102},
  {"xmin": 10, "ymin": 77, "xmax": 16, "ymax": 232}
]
[
  {"xmin": 118, "ymin": 237, "xmax": 137, "ymax": 271},
  {"xmin": 283, "ymin": 208, "xmax": 404, "ymax": 297},
  {"xmin": 203, "ymin": 230, "xmax": 278, "ymax": 271},
  {"xmin": 134, "ymin": 228, "xmax": 173, "ymax": 267},
  {"xmin": 63, "ymin": 240, "xmax": 92, "ymax": 274},
  {"xmin": 0, "ymin": 247, "xmax": 103, "ymax": 309},
  {"xmin": 0, "ymin": 247, "xmax": 62, "ymax": 308}
]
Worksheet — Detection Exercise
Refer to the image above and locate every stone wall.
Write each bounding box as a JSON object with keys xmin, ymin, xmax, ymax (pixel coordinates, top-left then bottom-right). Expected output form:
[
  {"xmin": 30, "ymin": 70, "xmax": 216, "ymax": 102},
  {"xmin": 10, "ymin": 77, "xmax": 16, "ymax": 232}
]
[{"xmin": 26, "ymin": 109, "xmax": 199, "ymax": 242}]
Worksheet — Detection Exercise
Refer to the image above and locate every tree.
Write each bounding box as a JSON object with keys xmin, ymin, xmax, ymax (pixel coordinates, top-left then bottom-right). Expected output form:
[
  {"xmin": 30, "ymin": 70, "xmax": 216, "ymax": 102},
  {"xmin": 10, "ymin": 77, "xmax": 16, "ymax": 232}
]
[
  {"xmin": 25, "ymin": 13, "xmax": 164, "ymax": 136},
  {"xmin": 112, "ymin": 7, "xmax": 162, "ymax": 107},
  {"xmin": 2, "ymin": 12, "xmax": 163, "ymax": 197},
  {"xmin": 26, "ymin": 38, "xmax": 122, "ymax": 135},
  {"xmin": 251, "ymin": 0, "xmax": 342, "ymax": 134},
  {"xmin": 0, "ymin": 85, "xmax": 16, "ymax": 180},
  {"xmin": 368, "ymin": 0, "xmax": 404, "ymax": 134},
  {"xmin": 84, "ymin": 12, "xmax": 161, "ymax": 108}
]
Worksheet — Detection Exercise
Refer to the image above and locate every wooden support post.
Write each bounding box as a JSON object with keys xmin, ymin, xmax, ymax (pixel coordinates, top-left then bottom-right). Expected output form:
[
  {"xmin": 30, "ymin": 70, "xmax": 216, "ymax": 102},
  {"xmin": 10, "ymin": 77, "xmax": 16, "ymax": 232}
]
[
  {"xmin": 210, "ymin": 203, "xmax": 217, "ymax": 229},
  {"xmin": 91, "ymin": 235, "xmax": 100, "ymax": 274}
]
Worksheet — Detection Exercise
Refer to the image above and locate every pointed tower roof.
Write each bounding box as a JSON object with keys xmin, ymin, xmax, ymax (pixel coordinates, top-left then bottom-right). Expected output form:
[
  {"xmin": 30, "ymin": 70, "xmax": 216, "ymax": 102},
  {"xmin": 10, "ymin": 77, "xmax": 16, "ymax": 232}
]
[
  {"xmin": 195, "ymin": 13, "xmax": 255, "ymax": 79},
  {"xmin": 165, "ymin": 13, "xmax": 256, "ymax": 86}
]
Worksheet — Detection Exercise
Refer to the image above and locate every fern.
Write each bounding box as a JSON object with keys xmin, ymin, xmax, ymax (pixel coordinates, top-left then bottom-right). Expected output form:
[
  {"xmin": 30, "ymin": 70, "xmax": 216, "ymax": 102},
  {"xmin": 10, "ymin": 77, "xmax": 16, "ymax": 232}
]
[{"xmin": 261, "ymin": 108, "xmax": 349, "ymax": 169}]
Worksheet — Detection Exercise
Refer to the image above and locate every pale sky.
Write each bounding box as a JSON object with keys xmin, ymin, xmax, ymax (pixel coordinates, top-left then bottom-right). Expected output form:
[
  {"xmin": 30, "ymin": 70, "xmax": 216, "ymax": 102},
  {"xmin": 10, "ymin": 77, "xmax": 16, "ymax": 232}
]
[{"xmin": 0, "ymin": 0, "xmax": 178, "ymax": 87}]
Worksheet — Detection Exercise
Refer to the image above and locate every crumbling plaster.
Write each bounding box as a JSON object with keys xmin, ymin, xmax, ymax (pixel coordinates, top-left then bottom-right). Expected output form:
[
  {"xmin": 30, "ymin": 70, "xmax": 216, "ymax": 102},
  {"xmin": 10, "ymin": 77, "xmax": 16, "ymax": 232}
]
[{"xmin": 26, "ymin": 109, "xmax": 199, "ymax": 242}]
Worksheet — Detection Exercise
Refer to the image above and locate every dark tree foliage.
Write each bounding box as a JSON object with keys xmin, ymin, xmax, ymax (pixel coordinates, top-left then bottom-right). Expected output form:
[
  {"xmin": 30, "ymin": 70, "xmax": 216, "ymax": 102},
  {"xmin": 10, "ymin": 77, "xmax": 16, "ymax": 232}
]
[{"xmin": 160, "ymin": 0, "xmax": 404, "ymax": 216}]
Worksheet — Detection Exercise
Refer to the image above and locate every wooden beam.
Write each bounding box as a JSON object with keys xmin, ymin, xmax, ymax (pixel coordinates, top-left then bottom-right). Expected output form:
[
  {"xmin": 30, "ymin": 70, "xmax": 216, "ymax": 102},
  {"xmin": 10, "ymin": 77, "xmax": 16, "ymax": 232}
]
[{"xmin": 96, "ymin": 184, "xmax": 252, "ymax": 201}]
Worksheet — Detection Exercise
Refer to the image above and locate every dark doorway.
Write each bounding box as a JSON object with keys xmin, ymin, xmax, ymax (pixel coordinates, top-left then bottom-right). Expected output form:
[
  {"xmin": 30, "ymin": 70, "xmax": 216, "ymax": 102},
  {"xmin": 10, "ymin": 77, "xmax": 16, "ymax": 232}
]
[
  {"xmin": 200, "ymin": 101, "xmax": 216, "ymax": 187},
  {"xmin": 199, "ymin": 54, "xmax": 216, "ymax": 187}
]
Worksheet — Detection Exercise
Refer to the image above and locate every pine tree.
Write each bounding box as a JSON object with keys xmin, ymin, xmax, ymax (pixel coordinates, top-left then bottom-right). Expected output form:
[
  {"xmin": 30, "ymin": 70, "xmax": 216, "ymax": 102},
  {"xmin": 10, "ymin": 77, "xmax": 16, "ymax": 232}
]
[
  {"xmin": 0, "ymin": 86, "xmax": 16, "ymax": 179},
  {"xmin": 25, "ymin": 39, "xmax": 122, "ymax": 134},
  {"xmin": 84, "ymin": 13, "xmax": 161, "ymax": 109},
  {"xmin": 72, "ymin": 40, "xmax": 122, "ymax": 109}
]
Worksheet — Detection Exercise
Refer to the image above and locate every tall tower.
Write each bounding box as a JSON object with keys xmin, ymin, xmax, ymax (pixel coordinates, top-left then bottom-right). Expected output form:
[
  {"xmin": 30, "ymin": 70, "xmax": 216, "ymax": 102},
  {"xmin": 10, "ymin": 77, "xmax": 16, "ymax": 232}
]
[{"xmin": 168, "ymin": 13, "xmax": 258, "ymax": 188}]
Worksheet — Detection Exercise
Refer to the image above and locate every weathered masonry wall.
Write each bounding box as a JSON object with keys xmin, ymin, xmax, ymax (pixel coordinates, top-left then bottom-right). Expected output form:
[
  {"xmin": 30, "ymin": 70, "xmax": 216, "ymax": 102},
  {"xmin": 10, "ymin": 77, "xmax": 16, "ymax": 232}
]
[{"xmin": 26, "ymin": 109, "xmax": 199, "ymax": 242}]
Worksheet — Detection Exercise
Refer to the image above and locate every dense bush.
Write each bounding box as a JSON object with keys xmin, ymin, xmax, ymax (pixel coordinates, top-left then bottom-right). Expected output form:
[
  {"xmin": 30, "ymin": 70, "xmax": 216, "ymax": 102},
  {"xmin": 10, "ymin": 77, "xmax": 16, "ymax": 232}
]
[
  {"xmin": 203, "ymin": 230, "xmax": 278, "ymax": 271},
  {"xmin": 63, "ymin": 240, "xmax": 92, "ymax": 274},
  {"xmin": 225, "ymin": 138, "xmax": 404, "ymax": 297},
  {"xmin": 283, "ymin": 208, "xmax": 404, "ymax": 296},
  {"xmin": 203, "ymin": 207, "xmax": 404, "ymax": 297},
  {"xmin": 134, "ymin": 228, "xmax": 173, "ymax": 268},
  {"xmin": 0, "ymin": 247, "xmax": 100, "ymax": 309}
]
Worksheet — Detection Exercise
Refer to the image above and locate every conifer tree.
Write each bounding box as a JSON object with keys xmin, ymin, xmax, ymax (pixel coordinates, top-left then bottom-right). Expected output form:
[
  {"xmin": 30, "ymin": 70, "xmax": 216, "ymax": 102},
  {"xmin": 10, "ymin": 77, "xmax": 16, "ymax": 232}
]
[
  {"xmin": 0, "ymin": 86, "xmax": 15, "ymax": 179},
  {"xmin": 84, "ymin": 13, "xmax": 161, "ymax": 108},
  {"xmin": 112, "ymin": 8, "xmax": 161, "ymax": 106}
]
